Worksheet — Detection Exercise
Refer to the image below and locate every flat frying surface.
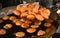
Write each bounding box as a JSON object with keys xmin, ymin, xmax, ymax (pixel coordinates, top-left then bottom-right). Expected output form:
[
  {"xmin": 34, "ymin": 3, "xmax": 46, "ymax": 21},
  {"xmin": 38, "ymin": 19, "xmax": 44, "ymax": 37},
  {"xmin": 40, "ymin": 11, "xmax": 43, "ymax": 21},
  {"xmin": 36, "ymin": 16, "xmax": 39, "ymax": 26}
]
[{"xmin": 0, "ymin": 14, "xmax": 57, "ymax": 38}]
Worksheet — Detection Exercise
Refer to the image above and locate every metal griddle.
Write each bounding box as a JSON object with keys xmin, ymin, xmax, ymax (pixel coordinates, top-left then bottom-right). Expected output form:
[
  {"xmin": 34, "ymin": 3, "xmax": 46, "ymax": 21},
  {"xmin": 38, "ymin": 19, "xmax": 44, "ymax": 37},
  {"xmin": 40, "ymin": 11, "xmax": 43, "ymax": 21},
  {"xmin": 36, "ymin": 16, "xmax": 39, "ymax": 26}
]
[{"xmin": 0, "ymin": 3, "xmax": 59, "ymax": 38}]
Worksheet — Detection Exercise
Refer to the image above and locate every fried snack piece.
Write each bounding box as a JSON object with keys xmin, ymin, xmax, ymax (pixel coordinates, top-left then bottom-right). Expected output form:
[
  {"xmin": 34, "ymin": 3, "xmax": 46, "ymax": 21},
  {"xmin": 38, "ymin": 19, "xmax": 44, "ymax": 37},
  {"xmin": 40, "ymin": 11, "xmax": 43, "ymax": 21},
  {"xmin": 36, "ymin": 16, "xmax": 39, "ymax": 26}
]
[
  {"xmin": 33, "ymin": 4, "xmax": 39, "ymax": 13},
  {"xmin": 44, "ymin": 23, "xmax": 51, "ymax": 27},
  {"xmin": 13, "ymin": 19, "xmax": 20, "ymax": 23},
  {"xmin": 38, "ymin": 8, "xmax": 44, "ymax": 14},
  {"xmin": 21, "ymin": 23, "xmax": 29, "ymax": 28},
  {"xmin": 3, "ymin": 24, "xmax": 12, "ymax": 29},
  {"xmin": 39, "ymin": 10, "xmax": 48, "ymax": 19},
  {"xmin": 15, "ymin": 21, "xmax": 23, "ymax": 26},
  {"xmin": 43, "ymin": 9, "xmax": 51, "ymax": 16},
  {"xmin": 0, "ymin": 19, "xmax": 3, "ymax": 23},
  {"xmin": 37, "ymin": 30, "xmax": 46, "ymax": 36},
  {"xmin": 26, "ymin": 28, "xmax": 36, "ymax": 33},
  {"xmin": 27, "ymin": 14, "xmax": 35, "ymax": 20},
  {"xmin": 15, "ymin": 32, "xmax": 25, "ymax": 37},
  {"xmin": 28, "ymin": 11, "xmax": 36, "ymax": 15},
  {"xmin": 9, "ymin": 16, "xmax": 16, "ymax": 21},
  {"xmin": 45, "ymin": 28, "xmax": 51, "ymax": 33},
  {"xmin": 13, "ymin": 10, "xmax": 21, "ymax": 16},
  {"xmin": 28, "ymin": 4, "xmax": 35, "ymax": 9},
  {"xmin": 21, "ymin": 13, "xmax": 28, "ymax": 18},
  {"xmin": 27, "ymin": 4, "xmax": 35, "ymax": 11},
  {"xmin": 33, "ymin": 7, "xmax": 39, "ymax": 13},
  {"xmin": 30, "ymin": 25, "xmax": 39, "ymax": 28},
  {"xmin": 25, "ymin": 20, "xmax": 32, "ymax": 24},
  {"xmin": 16, "ymin": 5, "xmax": 21, "ymax": 11},
  {"xmin": 0, "ymin": 29, "xmax": 6, "ymax": 35},
  {"xmin": 20, "ymin": 4, "xmax": 27, "ymax": 13},
  {"xmin": 2, "ymin": 16, "xmax": 9, "ymax": 20},
  {"xmin": 20, "ymin": 19, "xmax": 26, "ymax": 22},
  {"xmin": 35, "ymin": 14, "xmax": 44, "ymax": 21},
  {"xmin": 34, "ymin": 20, "xmax": 41, "ymax": 26},
  {"xmin": 39, "ymin": 8, "xmax": 51, "ymax": 19},
  {"xmin": 35, "ymin": 4, "xmax": 40, "ymax": 9},
  {"xmin": 45, "ymin": 19, "xmax": 54, "ymax": 23}
]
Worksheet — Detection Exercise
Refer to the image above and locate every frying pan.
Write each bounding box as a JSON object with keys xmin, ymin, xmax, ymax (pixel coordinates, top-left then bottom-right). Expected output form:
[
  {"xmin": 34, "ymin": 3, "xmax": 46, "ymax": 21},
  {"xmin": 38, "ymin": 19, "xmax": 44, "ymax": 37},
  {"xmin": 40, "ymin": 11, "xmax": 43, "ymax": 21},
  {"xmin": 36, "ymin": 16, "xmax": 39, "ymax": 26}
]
[{"xmin": 0, "ymin": 3, "xmax": 59, "ymax": 38}]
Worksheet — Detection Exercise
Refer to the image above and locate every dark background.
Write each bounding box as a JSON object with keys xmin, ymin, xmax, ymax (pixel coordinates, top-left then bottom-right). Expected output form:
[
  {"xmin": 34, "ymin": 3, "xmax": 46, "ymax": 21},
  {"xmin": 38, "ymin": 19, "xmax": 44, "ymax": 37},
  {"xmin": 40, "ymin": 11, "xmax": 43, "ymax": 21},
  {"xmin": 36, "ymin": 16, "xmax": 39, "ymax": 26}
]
[{"xmin": 0, "ymin": 0, "xmax": 60, "ymax": 8}]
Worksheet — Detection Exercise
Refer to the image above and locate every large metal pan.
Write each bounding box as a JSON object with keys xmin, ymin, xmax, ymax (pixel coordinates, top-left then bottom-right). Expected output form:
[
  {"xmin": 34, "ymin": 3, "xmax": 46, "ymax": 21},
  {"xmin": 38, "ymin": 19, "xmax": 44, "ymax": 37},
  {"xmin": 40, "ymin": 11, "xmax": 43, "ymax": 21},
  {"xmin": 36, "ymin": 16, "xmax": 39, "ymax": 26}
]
[{"xmin": 0, "ymin": 4, "xmax": 59, "ymax": 38}]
